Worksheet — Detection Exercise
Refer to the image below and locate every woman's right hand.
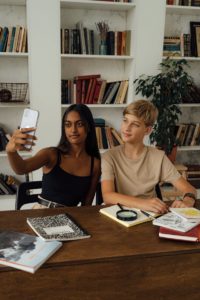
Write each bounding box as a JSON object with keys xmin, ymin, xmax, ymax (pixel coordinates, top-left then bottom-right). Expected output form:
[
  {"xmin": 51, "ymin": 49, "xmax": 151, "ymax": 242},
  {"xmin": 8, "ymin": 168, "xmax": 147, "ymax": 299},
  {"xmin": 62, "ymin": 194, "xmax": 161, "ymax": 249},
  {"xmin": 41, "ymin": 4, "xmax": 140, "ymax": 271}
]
[{"xmin": 6, "ymin": 128, "xmax": 37, "ymax": 153}]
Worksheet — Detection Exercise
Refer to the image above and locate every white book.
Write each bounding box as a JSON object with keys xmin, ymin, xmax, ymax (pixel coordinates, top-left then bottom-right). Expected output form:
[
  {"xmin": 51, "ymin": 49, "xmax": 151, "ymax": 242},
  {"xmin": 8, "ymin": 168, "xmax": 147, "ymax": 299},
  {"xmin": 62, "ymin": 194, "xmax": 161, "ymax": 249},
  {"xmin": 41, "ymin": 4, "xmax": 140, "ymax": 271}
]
[
  {"xmin": 99, "ymin": 205, "xmax": 158, "ymax": 228},
  {"xmin": 153, "ymin": 212, "xmax": 200, "ymax": 233},
  {"xmin": 0, "ymin": 231, "xmax": 62, "ymax": 274},
  {"xmin": 27, "ymin": 213, "xmax": 91, "ymax": 241},
  {"xmin": 169, "ymin": 207, "xmax": 200, "ymax": 222}
]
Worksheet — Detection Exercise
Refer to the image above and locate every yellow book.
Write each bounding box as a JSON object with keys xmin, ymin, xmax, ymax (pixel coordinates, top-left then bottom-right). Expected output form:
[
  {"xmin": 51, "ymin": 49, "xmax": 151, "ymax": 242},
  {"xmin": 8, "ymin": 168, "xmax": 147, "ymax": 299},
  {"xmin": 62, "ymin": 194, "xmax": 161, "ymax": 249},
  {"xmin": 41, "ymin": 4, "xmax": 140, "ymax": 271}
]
[
  {"xmin": 170, "ymin": 207, "xmax": 200, "ymax": 221},
  {"xmin": 99, "ymin": 205, "xmax": 158, "ymax": 228}
]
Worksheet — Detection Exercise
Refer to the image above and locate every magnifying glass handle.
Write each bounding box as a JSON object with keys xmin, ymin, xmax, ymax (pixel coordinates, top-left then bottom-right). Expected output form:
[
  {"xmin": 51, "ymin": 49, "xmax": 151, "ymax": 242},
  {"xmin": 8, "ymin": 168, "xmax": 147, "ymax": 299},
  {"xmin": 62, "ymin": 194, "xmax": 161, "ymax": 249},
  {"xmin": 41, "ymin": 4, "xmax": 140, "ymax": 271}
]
[{"xmin": 117, "ymin": 203, "xmax": 123, "ymax": 210}]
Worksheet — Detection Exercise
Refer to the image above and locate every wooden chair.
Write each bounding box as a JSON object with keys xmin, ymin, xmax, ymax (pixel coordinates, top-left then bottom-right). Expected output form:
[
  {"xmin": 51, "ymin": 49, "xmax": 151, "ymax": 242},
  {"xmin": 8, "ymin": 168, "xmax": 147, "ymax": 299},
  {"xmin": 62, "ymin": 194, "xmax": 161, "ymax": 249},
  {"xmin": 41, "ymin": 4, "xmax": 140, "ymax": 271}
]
[
  {"xmin": 16, "ymin": 181, "xmax": 42, "ymax": 210},
  {"xmin": 160, "ymin": 164, "xmax": 188, "ymax": 201}
]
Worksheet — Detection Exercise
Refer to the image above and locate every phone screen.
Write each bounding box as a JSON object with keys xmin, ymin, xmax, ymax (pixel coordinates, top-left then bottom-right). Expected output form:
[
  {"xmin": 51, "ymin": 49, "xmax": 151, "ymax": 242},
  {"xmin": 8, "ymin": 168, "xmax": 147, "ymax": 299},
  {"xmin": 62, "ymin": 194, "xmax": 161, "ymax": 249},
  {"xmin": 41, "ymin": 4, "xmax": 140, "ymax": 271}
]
[{"xmin": 20, "ymin": 108, "xmax": 39, "ymax": 149}]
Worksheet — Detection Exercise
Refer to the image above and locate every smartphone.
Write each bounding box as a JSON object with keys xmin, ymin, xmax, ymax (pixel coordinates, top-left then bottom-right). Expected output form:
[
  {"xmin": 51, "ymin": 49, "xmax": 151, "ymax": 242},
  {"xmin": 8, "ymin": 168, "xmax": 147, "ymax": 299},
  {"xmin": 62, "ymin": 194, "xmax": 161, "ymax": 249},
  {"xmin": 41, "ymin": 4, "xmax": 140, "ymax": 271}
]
[{"xmin": 20, "ymin": 108, "xmax": 39, "ymax": 150}]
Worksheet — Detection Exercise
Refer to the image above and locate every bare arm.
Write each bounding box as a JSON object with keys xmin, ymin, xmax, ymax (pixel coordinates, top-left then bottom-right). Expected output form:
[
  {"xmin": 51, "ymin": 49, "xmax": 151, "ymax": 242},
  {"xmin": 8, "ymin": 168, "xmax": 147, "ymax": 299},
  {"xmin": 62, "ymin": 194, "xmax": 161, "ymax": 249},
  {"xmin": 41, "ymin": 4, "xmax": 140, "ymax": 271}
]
[
  {"xmin": 170, "ymin": 176, "xmax": 197, "ymax": 208},
  {"xmin": 82, "ymin": 158, "xmax": 101, "ymax": 206},
  {"xmin": 101, "ymin": 179, "xmax": 168, "ymax": 214},
  {"xmin": 6, "ymin": 128, "xmax": 52, "ymax": 174}
]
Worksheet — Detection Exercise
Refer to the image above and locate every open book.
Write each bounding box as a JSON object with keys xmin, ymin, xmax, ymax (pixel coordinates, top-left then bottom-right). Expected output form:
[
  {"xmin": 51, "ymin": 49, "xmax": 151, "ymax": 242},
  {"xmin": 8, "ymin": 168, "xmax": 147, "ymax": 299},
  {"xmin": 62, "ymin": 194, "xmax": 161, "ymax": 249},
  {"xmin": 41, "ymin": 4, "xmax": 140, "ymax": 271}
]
[
  {"xmin": 99, "ymin": 205, "xmax": 158, "ymax": 227},
  {"xmin": 0, "ymin": 231, "xmax": 62, "ymax": 273},
  {"xmin": 27, "ymin": 213, "xmax": 91, "ymax": 241},
  {"xmin": 153, "ymin": 212, "xmax": 200, "ymax": 232}
]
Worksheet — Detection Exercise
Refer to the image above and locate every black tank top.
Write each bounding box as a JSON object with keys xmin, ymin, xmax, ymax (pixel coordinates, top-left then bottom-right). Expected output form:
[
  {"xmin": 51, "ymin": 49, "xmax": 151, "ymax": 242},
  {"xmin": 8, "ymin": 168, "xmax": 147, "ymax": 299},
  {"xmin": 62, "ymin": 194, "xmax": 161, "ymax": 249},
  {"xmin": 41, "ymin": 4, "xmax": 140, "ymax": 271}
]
[{"xmin": 41, "ymin": 150, "xmax": 94, "ymax": 206}]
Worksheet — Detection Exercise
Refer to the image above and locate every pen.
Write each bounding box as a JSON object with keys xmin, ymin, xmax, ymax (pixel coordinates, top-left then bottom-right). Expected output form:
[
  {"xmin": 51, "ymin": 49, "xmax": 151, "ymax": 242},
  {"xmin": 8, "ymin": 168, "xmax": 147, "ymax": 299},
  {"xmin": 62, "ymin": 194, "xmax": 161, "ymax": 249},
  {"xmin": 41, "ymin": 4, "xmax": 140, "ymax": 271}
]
[{"xmin": 141, "ymin": 210, "xmax": 155, "ymax": 219}]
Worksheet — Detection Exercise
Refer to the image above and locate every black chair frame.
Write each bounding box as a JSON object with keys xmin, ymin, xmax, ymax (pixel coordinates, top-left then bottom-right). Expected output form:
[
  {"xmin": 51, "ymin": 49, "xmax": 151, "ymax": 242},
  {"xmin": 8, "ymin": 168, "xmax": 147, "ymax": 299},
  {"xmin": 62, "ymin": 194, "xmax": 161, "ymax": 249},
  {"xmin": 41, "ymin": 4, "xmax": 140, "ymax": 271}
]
[{"xmin": 16, "ymin": 180, "xmax": 42, "ymax": 210}]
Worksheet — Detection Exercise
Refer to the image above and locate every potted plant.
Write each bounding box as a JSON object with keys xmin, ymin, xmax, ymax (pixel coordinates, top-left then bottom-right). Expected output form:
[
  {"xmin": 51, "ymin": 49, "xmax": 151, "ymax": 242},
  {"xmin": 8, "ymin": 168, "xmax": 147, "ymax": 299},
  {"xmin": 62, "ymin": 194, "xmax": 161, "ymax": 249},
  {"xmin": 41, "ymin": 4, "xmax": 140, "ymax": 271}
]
[{"xmin": 134, "ymin": 58, "xmax": 194, "ymax": 160}]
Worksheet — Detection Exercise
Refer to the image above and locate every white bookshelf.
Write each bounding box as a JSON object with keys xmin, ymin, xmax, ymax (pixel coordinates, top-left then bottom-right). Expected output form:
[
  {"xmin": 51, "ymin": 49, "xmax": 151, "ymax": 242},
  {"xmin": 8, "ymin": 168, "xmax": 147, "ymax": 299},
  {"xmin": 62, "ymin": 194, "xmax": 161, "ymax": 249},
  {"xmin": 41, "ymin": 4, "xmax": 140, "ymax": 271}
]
[
  {"xmin": 164, "ymin": 3, "xmax": 200, "ymax": 163},
  {"xmin": 0, "ymin": 0, "xmax": 166, "ymax": 209}
]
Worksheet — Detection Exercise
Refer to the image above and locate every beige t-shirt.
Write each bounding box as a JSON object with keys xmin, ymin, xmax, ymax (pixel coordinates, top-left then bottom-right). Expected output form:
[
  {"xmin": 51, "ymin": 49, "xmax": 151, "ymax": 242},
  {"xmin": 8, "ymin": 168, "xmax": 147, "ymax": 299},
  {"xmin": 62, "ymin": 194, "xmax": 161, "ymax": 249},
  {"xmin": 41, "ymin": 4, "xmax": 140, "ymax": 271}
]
[{"xmin": 101, "ymin": 145, "xmax": 181, "ymax": 199}]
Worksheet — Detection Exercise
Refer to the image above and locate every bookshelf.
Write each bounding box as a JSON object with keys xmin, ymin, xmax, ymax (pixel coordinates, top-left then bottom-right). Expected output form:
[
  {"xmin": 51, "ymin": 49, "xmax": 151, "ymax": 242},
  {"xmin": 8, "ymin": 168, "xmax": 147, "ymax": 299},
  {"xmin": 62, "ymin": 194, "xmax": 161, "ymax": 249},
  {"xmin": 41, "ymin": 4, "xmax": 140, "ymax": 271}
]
[
  {"xmin": 60, "ymin": 0, "xmax": 135, "ymax": 130},
  {"xmin": 0, "ymin": 0, "xmax": 29, "ymax": 207},
  {"xmin": 164, "ymin": 3, "xmax": 200, "ymax": 164},
  {"xmin": 0, "ymin": 0, "xmax": 166, "ymax": 209}
]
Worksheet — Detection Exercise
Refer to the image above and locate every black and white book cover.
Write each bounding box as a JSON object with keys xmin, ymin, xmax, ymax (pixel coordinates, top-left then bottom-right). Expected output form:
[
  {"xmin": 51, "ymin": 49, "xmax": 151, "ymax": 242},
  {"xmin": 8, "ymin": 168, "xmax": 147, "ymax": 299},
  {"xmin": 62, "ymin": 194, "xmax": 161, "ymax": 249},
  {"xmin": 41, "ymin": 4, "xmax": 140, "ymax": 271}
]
[
  {"xmin": 27, "ymin": 213, "xmax": 91, "ymax": 241},
  {"xmin": 0, "ymin": 231, "xmax": 62, "ymax": 273}
]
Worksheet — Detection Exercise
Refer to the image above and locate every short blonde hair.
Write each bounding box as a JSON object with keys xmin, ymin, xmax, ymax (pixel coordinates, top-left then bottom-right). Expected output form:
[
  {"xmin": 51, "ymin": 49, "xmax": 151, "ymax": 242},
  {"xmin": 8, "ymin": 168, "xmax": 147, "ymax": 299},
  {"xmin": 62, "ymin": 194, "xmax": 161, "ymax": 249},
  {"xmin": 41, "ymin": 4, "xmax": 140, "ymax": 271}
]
[{"xmin": 123, "ymin": 100, "xmax": 158, "ymax": 127}]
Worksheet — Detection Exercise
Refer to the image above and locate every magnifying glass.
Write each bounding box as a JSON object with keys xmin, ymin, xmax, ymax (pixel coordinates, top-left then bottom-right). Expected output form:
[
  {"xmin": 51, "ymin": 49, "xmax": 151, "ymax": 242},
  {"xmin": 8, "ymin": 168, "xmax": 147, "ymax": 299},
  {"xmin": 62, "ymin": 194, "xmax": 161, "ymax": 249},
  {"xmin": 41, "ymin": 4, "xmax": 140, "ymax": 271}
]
[{"xmin": 116, "ymin": 203, "xmax": 138, "ymax": 221}]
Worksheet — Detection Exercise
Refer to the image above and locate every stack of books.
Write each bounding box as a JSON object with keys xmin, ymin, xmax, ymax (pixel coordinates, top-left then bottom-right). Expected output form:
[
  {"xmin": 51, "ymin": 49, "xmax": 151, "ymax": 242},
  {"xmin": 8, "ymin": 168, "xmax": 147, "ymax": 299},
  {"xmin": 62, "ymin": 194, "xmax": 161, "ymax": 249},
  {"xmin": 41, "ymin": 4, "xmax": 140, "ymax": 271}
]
[
  {"xmin": 0, "ymin": 25, "xmax": 27, "ymax": 53},
  {"xmin": 163, "ymin": 36, "xmax": 181, "ymax": 57},
  {"xmin": 61, "ymin": 74, "xmax": 129, "ymax": 105},
  {"xmin": 175, "ymin": 123, "xmax": 200, "ymax": 146},
  {"xmin": 153, "ymin": 207, "xmax": 200, "ymax": 242},
  {"xmin": 185, "ymin": 164, "xmax": 200, "ymax": 188},
  {"xmin": 167, "ymin": 0, "xmax": 200, "ymax": 6},
  {"xmin": 0, "ymin": 173, "xmax": 20, "ymax": 196},
  {"xmin": 94, "ymin": 118, "xmax": 123, "ymax": 149}
]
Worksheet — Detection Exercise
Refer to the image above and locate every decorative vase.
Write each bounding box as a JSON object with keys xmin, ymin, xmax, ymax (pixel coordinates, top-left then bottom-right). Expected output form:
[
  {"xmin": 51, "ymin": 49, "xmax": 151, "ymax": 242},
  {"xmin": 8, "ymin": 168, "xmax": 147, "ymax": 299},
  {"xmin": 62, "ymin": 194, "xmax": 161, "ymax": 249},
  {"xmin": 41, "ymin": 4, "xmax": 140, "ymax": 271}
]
[{"xmin": 99, "ymin": 41, "xmax": 107, "ymax": 55}]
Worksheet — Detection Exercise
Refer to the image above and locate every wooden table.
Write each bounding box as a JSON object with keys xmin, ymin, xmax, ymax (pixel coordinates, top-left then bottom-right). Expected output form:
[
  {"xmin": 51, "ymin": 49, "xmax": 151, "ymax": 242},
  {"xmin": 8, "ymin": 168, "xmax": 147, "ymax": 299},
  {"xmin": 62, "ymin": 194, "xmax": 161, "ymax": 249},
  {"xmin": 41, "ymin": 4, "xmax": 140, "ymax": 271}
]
[{"xmin": 0, "ymin": 206, "xmax": 200, "ymax": 300}]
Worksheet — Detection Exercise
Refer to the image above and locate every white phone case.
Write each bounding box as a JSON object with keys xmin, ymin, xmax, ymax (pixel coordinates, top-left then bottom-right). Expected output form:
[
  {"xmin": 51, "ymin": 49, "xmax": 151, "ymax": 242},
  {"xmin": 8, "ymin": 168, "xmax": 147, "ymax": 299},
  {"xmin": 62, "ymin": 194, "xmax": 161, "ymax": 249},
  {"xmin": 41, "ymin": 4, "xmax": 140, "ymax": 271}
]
[{"xmin": 20, "ymin": 108, "xmax": 39, "ymax": 149}]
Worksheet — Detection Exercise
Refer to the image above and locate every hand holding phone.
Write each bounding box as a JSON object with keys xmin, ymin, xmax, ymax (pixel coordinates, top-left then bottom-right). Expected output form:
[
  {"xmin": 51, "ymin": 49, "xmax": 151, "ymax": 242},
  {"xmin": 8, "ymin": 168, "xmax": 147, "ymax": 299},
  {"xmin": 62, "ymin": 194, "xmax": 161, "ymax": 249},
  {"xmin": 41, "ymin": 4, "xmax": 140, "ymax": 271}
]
[{"xmin": 20, "ymin": 108, "xmax": 39, "ymax": 150}]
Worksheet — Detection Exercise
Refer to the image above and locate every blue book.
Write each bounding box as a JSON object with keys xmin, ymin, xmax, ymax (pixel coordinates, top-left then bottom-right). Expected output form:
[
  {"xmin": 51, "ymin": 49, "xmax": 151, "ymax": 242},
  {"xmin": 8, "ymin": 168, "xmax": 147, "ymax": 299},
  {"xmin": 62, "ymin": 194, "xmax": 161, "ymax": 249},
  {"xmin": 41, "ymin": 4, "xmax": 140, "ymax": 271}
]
[
  {"xmin": 0, "ymin": 27, "xmax": 8, "ymax": 52},
  {"xmin": 9, "ymin": 27, "xmax": 16, "ymax": 52}
]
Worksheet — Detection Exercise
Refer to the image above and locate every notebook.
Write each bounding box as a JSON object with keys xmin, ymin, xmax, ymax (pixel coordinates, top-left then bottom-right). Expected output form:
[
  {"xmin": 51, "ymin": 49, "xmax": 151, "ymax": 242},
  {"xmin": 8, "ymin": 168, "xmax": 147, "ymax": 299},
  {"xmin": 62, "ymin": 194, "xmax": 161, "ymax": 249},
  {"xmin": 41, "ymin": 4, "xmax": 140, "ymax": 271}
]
[
  {"xmin": 99, "ymin": 205, "xmax": 158, "ymax": 227},
  {"xmin": 27, "ymin": 213, "xmax": 91, "ymax": 241}
]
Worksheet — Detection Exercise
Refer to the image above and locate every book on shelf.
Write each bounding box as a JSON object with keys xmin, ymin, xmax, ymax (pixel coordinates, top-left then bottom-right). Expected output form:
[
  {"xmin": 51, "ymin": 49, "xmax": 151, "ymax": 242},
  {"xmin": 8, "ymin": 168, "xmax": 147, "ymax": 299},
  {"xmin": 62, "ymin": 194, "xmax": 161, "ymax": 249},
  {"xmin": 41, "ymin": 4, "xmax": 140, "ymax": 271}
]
[
  {"xmin": 99, "ymin": 205, "xmax": 158, "ymax": 228},
  {"xmin": 153, "ymin": 212, "xmax": 200, "ymax": 232},
  {"xmin": 12, "ymin": 25, "xmax": 21, "ymax": 52},
  {"xmin": 190, "ymin": 21, "xmax": 200, "ymax": 57},
  {"xmin": 27, "ymin": 213, "xmax": 91, "ymax": 241},
  {"xmin": 0, "ymin": 27, "xmax": 8, "ymax": 52},
  {"xmin": 111, "ymin": 128, "xmax": 124, "ymax": 145},
  {"xmin": 0, "ymin": 231, "xmax": 62, "ymax": 274},
  {"xmin": 97, "ymin": 80, "xmax": 107, "ymax": 103},
  {"xmin": 9, "ymin": 27, "xmax": 16, "ymax": 52},
  {"xmin": 190, "ymin": 124, "xmax": 200, "ymax": 146},
  {"xmin": 169, "ymin": 207, "xmax": 200, "ymax": 221},
  {"xmin": 104, "ymin": 81, "xmax": 120, "ymax": 104},
  {"xmin": 196, "ymin": 26, "xmax": 200, "ymax": 57},
  {"xmin": 163, "ymin": 36, "xmax": 181, "ymax": 57},
  {"xmin": 0, "ymin": 177, "xmax": 15, "ymax": 195},
  {"xmin": 159, "ymin": 224, "xmax": 200, "ymax": 242},
  {"xmin": 191, "ymin": 0, "xmax": 200, "ymax": 6}
]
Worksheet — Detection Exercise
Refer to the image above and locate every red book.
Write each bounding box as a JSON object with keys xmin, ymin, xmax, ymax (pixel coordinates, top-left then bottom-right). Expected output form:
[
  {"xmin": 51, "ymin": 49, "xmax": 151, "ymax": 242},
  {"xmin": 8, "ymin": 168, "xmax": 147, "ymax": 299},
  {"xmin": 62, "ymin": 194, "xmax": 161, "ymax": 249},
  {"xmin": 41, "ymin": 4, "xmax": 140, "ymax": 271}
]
[
  {"xmin": 93, "ymin": 80, "xmax": 103, "ymax": 104},
  {"xmin": 159, "ymin": 224, "xmax": 200, "ymax": 242},
  {"xmin": 76, "ymin": 79, "xmax": 82, "ymax": 104},
  {"xmin": 88, "ymin": 78, "xmax": 97, "ymax": 104},
  {"xmin": 84, "ymin": 79, "xmax": 93, "ymax": 104},
  {"xmin": 74, "ymin": 74, "xmax": 101, "ymax": 80}
]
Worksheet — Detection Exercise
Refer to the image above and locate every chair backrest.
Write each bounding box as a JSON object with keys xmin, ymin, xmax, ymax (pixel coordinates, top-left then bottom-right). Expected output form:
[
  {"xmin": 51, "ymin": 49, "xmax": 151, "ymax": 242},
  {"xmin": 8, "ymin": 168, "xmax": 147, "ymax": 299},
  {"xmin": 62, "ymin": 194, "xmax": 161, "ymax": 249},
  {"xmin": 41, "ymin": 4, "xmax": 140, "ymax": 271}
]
[{"xmin": 16, "ymin": 181, "xmax": 42, "ymax": 210}]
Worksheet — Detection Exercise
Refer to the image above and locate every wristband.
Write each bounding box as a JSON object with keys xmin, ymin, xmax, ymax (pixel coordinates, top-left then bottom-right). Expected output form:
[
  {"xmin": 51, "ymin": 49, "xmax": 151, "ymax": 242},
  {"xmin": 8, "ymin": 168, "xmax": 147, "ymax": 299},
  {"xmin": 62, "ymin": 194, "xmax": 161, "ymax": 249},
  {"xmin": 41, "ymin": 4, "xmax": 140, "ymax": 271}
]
[{"xmin": 183, "ymin": 192, "xmax": 196, "ymax": 201}]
